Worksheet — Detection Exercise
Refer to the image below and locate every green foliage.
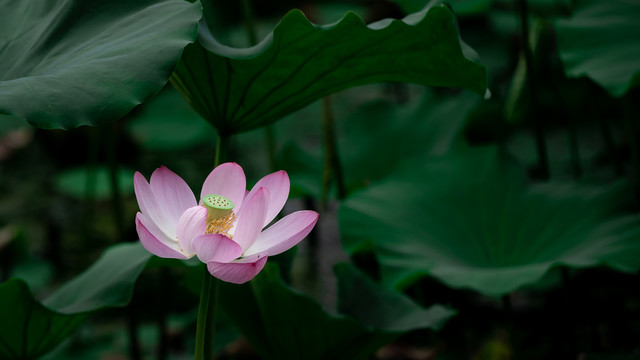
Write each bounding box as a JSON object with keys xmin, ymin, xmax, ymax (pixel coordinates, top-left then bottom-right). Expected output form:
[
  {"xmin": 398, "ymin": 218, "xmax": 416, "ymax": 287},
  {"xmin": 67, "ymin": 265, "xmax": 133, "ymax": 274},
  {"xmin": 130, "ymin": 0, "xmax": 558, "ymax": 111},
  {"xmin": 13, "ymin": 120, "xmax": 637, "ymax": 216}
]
[
  {"xmin": 44, "ymin": 243, "xmax": 151, "ymax": 313},
  {"xmin": 171, "ymin": 3, "xmax": 487, "ymax": 134},
  {"xmin": 219, "ymin": 264, "xmax": 393, "ymax": 360},
  {"xmin": 4, "ymin": 0, "xmax": 640, "ymax": 357},
  {"xmin": 0, "ymin": 0, "xmax": 201, "ymax": 129},
  {"xmin": 340, "ymin": 147, "xmax": 640, "ymax": 296},
  {"xmin": 0, "ymin": 243, "xmax": 150, "ymax": 359},
  {"xmin": 338, "ymin": 90, "xmax": 479, "ymax": 190},
  {"xmin": 219, "ymin": 263, "xmax": 453, "ymax": 360},
  {"xmin": 335, "ymin": 263, "xmax": 455, "ymax": 332},
  {"xmin": 556, "ymin": 0, "xmax": 640, "ymax": 97},
  {"xmin": 275, "ymin": 88, "xmax": 479, "ymax": 198},
  {"xmin": 0, "ymin": 279, "xmax": 85, "ymax": 360},
  {"xmin": 392, "ymin": 0, "xmax": 493, "ymax": 16}
]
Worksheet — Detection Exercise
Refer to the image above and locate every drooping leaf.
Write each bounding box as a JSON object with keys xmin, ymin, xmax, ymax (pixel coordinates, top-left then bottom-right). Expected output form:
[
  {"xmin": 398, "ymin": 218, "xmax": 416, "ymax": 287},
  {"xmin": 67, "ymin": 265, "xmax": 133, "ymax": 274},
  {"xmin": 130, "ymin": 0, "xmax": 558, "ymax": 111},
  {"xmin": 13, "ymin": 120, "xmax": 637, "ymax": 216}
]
[
  {"xmin": 54, "ymin": 166, "xmax": 135, "ymax": 201},
  {"xmin": 555, "ymin": 0, "xmax": 640, "ymax": 97},
  {"xmin": 0, "ymin": 0, "xmax": 202, "ymax": 129},
  {"xmin": 171, "ymin": 2, "xmax": 487, "ymax": 134},
  {"xmin": 44, "ymin": 242, "xmax": 151, "ymax": 313},
  {"xmin": 0, "ymin": 242, "xmax": 151, "ymax": 359},
  {"xmin": 339, "ymin": 147, "xmax": 640, "ymax": 297},
  {"xmin": 219, "ymin": 264, "xmax": 395, "ymax": 360},
  {"xmin": 335, "ymin": 263, "xmax": 455, "ymax": 332}
]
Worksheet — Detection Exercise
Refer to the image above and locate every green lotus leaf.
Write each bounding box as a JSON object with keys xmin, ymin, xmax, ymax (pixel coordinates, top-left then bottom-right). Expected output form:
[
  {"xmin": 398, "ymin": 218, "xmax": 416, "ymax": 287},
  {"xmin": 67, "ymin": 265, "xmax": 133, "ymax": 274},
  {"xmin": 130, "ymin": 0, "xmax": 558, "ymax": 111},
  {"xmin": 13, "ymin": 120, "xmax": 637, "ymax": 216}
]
[
  {"xmin": 219, "ymin": 264, "xmax": 394, "ymax": 360},
  {"xmin": 335, "ymin": 263, "xmax": 455, "ymax": 332},
  {"xmin": 44, "ymin": 242, "xmax": 151, "ymax": 313},
  {"xmin": 0, "ymin": 279, "xmax": 86, "ymax": 360},
  {"xmin": 171, "ymin": 2, "xmax": 487, "ymax": 134},
  {"xmin": 0, "ymin": 0, "xmax": 201, "ymax": 129},
  {"xmin": 0, "ymin": 242, "xmax": 150, "ymax": 359},
  {"xmin": 556, "ymin": 0, "xmax": 640, "ymax": 97},
  {"xmin": 339, "ymin": 147, "xmax": 640, "ymax": 297}
]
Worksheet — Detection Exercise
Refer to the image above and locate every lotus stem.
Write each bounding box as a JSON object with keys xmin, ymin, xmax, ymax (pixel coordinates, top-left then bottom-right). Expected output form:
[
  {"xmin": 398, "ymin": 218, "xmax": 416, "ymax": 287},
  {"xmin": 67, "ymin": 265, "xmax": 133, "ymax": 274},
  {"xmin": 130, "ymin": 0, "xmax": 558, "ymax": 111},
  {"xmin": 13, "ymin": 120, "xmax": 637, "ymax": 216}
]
[
  {"xmin": 518, "ymin": 0, "xmax": 549, "ymax": 180},
  {"xmin": 195, "ymin": 133, "xmax": 230, "ymax": 360},
  {"xmin": 194, "ymin": 270, "xmax": 213, "ymax": 360},
  {"xmin": 321, "ymin": 95, "xmax": 346, "ymax": 211}
]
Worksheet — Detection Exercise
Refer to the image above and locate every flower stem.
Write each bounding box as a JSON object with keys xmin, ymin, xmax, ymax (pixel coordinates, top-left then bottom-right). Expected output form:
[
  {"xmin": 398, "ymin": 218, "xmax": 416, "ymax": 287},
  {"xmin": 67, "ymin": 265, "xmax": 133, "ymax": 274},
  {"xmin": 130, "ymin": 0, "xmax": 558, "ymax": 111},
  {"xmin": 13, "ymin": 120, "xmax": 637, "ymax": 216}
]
[
  {"xmin": 517, "ymin": 0, "xmax": 549, "ymax": 180},
  {"xmin": 194, "ymin": 268, "xmax": 213, "ymax": 360},
  {"xmin": 204, "ymin": 278, "xmax": 220, "ymax": 358},
  {"xmin": 195, "ymin": 133, "xmax": 230, "ymax": 360},
  {"xmin": 240, "ymin": 0, "xmax": 258, "ymax": 46},
  {"xmin": 239, "ymin": 0, "xmax": 278, "ymax": 171},
  {"xmin": 215, "ymin": 133, "xmax": 230, "ymax": 166},
  {"xmin": 321, "ymin": 95, "xmax": 346, "ymax": 211}
]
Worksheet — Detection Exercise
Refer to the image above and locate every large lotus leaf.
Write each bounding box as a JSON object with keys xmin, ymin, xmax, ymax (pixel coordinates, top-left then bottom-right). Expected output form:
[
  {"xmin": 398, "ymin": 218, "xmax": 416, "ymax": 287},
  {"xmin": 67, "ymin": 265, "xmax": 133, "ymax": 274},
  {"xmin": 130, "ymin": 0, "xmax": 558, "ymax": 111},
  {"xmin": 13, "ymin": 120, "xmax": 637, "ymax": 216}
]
[
  {"xmin": 0, "ymin": 242, "xmax": 150, "ymax": 359},
  {"xmin": 334, "ymin": 263, "xmax": 455, "ymax": 332},
  {"xmin": 339, "ymin": 147, "xmax": 640, "ymax": 297},
  {"xmin": 219, "ymin": 264, "xmax": 396, "ymax": 360},
  {"xmin": 555, "ymin": 0, "xmax": 640, "ymax": 97},
  {"xmin": 0, "ymin": 0, "xmax": 201, "ymax": 129},
  {"xmin": 0, "ymin": 279, "xmax": 86, "ymax": 360},
  {"xmin": 171, "ymin": 2, "xmax": 487, "ymax": 135}
]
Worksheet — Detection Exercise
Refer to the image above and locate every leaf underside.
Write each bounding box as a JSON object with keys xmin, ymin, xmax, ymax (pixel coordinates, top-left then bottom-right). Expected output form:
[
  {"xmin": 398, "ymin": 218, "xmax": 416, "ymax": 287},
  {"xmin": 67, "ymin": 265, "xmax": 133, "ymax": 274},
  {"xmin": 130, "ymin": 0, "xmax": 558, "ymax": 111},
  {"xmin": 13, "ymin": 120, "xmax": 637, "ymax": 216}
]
[
  {"xmin": 556, "ymin": 0, "xmax": 640, "ymax": 97},
  {"xmin": 171, "ymin": 3, "xmax": 487, "ymax": 134},
  {"xmin": 0, "ymin": 0, "xmax": 201, "ymax": 129}
]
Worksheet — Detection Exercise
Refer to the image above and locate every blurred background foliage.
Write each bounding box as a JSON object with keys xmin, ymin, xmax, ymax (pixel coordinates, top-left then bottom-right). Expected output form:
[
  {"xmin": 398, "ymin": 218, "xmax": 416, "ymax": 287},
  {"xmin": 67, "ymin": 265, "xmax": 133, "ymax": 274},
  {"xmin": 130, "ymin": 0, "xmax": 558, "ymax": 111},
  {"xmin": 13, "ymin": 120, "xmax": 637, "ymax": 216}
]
[{"xmin": 1, "ymin": 0, "xmax": 640, "ymax": 359}]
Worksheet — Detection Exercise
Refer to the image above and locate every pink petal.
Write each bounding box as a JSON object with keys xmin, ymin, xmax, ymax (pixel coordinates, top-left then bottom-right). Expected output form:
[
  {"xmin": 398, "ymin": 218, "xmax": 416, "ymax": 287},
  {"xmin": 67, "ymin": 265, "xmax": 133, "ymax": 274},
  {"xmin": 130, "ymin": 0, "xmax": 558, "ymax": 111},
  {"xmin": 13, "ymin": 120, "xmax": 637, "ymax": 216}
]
[
  {"xmin": 134, "ymin": 172, "xmax": 176, "ymax": 238},
  {"xmin": 243, "ymin": 210, "xmax": 318, "ymax": 257},
  {"xmin": 192, "ymin": 234, "xmax": 243, "ymax": 263},
  {"xmin": 200, "ymin": 163, "xmax": 246, "ymax": 211},
  {"xmin": 136, "ymin": 213, "xmax": 187, "ymax": 259},
  {"xmin": 233, "ymin": 187, "xmax": 269, "ymax": 251},
  {"xmin": 149, "ymin": 166, "xmax": 197, "ymax": 223},
  {"xmin": 176, "ymin": 206, "xmax": 207, "ymax": 256},
  {"xmin": 245, "ymin": 171, "xmax": 290, "ymax": 227},
  {"xmin": 206, "ymin": 256, "xmax": 268, "ymax": 284}
]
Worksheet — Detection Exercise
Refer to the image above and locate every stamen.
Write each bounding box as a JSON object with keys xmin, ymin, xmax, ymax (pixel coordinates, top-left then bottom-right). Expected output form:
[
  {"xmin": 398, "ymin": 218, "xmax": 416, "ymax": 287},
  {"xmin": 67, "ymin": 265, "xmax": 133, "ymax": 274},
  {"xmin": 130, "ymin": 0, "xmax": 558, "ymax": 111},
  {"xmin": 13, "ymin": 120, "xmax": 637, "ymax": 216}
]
[{"xmin": 206, "ymin": 211, "xmax": 236, "ymax": 237}]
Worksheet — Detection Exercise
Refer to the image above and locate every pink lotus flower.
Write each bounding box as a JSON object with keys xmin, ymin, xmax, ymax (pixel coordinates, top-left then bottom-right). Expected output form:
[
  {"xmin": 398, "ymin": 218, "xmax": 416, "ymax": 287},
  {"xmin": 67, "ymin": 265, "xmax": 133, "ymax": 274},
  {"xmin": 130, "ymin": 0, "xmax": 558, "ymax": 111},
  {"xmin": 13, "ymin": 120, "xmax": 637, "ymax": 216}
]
[{"xmin": 134, "ymin": 163, "xmax": 318, "ymax": 284}]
